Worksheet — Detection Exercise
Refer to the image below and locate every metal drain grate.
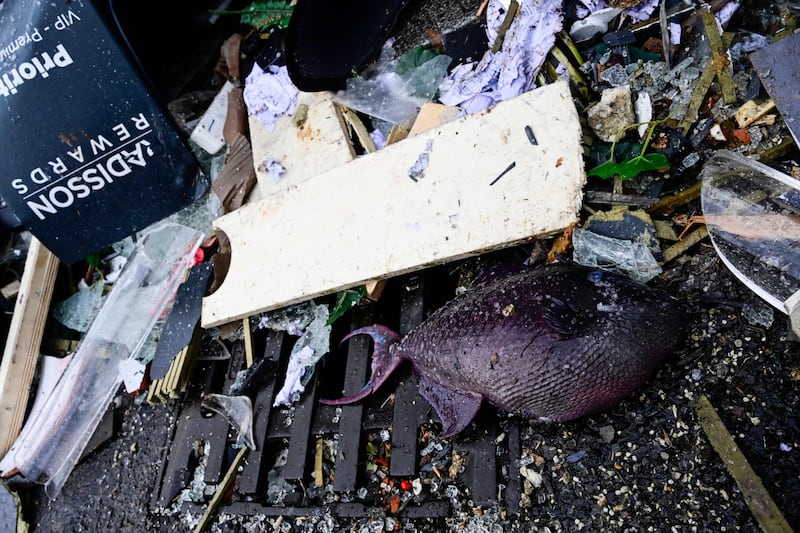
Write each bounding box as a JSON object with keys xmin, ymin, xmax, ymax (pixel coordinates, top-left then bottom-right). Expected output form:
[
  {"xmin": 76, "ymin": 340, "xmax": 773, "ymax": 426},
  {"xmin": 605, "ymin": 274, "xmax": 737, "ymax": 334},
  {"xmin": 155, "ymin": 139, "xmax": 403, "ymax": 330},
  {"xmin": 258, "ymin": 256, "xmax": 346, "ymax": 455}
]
[{"xmin": 152, "ymin": 270, "xmax": 522, "ymax": 520}]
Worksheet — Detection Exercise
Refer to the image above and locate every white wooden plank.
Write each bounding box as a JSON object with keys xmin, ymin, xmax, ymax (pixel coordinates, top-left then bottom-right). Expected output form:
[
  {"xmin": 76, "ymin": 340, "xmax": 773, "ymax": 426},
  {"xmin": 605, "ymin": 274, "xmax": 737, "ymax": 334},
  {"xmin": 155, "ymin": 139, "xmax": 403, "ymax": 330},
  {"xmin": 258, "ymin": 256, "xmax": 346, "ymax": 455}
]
[
  {"xmin": 203, "ymin": 81, "xmax": 584, "ymax": 327},
  {"xmin": 249, "ymin": 91, "xmax": 355, "ymax": 196}
]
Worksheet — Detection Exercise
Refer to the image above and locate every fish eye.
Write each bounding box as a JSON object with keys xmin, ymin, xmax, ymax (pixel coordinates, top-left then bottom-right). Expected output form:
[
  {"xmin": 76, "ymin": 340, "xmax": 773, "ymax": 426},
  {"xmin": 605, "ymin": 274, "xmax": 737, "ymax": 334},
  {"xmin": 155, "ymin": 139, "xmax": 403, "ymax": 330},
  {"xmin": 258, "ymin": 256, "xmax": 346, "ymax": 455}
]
[{"xmin": 588, "ymin": 270, "xmax": 603, "ymax": 283}]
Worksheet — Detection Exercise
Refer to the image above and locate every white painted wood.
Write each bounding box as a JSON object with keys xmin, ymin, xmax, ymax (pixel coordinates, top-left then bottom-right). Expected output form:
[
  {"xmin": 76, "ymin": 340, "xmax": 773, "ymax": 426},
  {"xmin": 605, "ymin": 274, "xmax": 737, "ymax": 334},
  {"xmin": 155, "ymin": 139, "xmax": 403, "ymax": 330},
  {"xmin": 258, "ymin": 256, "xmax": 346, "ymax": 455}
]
[
  {"xmin": 249, "ymin": 91, "xmax": 355, "ymax": 196},
  {"xmin": 203, "ymin": 81, "xmax": 585, "ymax": 327}
]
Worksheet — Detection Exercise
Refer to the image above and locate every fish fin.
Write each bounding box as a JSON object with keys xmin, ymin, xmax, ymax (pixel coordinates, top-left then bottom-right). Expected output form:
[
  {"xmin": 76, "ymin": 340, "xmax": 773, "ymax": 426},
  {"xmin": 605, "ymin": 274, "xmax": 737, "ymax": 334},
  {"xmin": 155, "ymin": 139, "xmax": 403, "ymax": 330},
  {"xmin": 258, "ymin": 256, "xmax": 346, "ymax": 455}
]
[
  {"xmin": 543, "ymin": 296, "xmax": 590, "ymax": 337},
  {"xmin": 416, "ymin": 373, "xmax": 482, "ymax": 437},
  {"xmin": 320, "ymin": 325, "xmax": 402, "ymax": 405}
]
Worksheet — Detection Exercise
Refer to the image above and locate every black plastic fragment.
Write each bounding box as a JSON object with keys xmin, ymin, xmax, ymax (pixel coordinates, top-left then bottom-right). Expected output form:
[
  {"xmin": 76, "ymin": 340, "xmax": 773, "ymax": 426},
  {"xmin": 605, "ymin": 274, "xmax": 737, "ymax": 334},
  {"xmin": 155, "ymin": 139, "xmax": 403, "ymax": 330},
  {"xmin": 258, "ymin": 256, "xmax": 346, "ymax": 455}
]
[{"xmin": 150, "ymin": 262, "xmax": 213, "ymax": 380}]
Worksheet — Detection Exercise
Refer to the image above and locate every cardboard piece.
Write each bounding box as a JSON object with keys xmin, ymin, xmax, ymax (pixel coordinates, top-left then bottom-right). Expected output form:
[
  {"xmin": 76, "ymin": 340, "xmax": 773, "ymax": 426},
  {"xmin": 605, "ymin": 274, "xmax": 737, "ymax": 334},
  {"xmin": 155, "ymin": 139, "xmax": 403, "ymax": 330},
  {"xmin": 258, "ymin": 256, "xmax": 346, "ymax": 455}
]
[{"xmin": 202, "ymin": 81, "xmax": 585, "ymax": 327}]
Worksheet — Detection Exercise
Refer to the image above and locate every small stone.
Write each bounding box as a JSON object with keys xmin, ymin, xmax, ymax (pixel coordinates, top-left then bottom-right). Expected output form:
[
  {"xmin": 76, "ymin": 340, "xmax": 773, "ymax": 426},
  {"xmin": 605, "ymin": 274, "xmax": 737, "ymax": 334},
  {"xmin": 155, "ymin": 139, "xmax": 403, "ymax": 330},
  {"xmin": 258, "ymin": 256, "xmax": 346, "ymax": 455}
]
[
  {"xmin": 587, "ymin": 85, "xmax": 636, "ymax": 142},
  {"xmin": 598, "ymin": 425, "xmax": 615, "ymax": 443}
]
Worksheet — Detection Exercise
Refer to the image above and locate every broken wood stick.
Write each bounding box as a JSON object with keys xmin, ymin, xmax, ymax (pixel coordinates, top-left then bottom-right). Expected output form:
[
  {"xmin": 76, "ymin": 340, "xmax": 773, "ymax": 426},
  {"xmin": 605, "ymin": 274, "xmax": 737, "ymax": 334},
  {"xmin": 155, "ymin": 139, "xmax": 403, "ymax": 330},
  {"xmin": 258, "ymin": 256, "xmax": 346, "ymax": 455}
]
[
  {"xmin": 662, "ymin": 226, "xmax": 708, "ymax": 263},
  {"xmin": 202, "ymin": 81, "xmax": 585, "ymax": 327},
  {"xmin": 695, "ymin": 395, "xmax": 792, "ymax": 532},
  {"xmin": 0, "ymin": 239, "xmax": 59, "ymax": 459},
  {"xmin": 193, "ymin": 446, "xmax": 249, "ymax": 533}
]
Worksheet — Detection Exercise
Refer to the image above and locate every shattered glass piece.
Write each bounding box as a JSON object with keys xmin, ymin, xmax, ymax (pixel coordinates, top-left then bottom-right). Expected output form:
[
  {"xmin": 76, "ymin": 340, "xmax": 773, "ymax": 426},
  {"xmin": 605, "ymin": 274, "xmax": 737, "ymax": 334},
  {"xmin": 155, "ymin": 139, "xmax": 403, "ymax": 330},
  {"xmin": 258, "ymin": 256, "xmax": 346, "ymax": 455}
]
[
  {"xmin": 173, "ymin": 441, "xmax": 210, "ymax": 511},
  {"xmin": 700, "ymin": 150, "xmax": 800, "ymax": 329},
  {"xmin": 52, "ymin": 280, "xmax": 105, "ymax": 333},
  {"xmin": 0, "ymin": 223, "xmax": 204, "ymax": 498},
  {"xmin": 1, "ymin": 480, "xmax": 24, "ymax": 532},
  {"xmin": 243, "ymin": 64, "xmax": 298, "ymax": 132},
  {"xmin": 273, "ymin": 303, "xmax": 331, "ymax": 406},
  {"xmin": 333, "ymin": 53, "xmax": 451, "ymax": 127},
  {"xmin": 742, "ymin": 300, "xmax": 775, "ymax": 328},
  {"xmin": 257, "ymin": 301, "xmax": 318, "ymax": 335},
  {"xmin": 572, "ymin": 228, "xmax": 662, "ymax": 283},
  {"xmin": 602, "ymin": 64, "xmax": 629, "ymax": 87},
  {"xmin": 729, "ymin": 33, "xmax": 769, "ymax": 62},
  {"xmin": 265, "ymin": 470, "xmax": 289, "ymax": 504},
  {"xmin": 202, "ymin": 394, "xmax": 256, "ymax": 450},
  {"xmin": 670, "ymin": 22, "xmax": 682, "ymax": 47}
]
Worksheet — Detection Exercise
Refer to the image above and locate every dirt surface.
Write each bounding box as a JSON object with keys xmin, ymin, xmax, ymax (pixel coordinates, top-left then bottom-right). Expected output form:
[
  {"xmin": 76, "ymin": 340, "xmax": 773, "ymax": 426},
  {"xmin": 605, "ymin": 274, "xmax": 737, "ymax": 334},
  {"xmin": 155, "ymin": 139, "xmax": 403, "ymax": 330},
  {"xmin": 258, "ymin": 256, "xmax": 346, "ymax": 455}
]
[
  {"xmin": 22, "ymin": 246, "xmax": 800, "ymax": 532},
  {"xmin": 8, "ymin": 0, "xmax": 800, "ymax": 531}
]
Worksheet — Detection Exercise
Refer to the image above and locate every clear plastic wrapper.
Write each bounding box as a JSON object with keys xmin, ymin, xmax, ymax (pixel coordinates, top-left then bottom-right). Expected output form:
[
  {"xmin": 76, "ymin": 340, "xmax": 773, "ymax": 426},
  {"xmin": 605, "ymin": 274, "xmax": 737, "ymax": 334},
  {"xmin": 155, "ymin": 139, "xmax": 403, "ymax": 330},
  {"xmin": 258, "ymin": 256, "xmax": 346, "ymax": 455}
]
[{"xmin": 0, "ymin": 223, "xmax": 204, "ymax": 497}]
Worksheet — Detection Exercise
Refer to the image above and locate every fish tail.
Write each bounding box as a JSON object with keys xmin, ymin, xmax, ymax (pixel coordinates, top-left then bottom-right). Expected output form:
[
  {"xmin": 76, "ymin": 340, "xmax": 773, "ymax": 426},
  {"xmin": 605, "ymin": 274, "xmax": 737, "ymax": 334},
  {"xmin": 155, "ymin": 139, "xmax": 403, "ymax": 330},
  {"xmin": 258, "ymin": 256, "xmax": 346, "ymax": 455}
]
[{"xmin": 321, "ymin": 325, "xmax": 402, "ymax": 405}]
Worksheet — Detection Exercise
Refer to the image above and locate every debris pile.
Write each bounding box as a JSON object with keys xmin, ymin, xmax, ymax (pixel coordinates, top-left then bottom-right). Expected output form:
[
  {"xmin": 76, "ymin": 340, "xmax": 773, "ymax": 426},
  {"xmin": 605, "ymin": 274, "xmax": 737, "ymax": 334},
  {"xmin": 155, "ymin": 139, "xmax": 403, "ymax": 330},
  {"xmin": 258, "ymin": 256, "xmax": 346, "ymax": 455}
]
[{"xmin": 0, "ymin": 0, "xmax": 798, "ymax": 531}]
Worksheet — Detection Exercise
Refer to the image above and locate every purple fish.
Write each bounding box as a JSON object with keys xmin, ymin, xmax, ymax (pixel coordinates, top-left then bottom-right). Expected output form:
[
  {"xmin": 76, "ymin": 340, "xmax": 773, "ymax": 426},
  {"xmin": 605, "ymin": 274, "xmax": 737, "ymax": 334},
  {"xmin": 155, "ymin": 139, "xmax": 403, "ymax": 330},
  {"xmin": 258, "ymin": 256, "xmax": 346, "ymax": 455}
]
[{"xmin": 323, "ymin": 264, "xmax": 686, "ymax": 436}]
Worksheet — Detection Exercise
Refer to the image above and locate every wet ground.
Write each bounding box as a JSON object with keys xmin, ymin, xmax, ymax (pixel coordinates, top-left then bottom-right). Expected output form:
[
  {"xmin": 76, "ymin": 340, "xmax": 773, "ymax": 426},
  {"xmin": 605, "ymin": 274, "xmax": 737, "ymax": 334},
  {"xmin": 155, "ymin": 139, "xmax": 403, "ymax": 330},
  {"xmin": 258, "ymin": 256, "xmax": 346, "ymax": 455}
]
[{"xmin": 9, "ymin": 0, "xmax": 800, "ymax": 531}]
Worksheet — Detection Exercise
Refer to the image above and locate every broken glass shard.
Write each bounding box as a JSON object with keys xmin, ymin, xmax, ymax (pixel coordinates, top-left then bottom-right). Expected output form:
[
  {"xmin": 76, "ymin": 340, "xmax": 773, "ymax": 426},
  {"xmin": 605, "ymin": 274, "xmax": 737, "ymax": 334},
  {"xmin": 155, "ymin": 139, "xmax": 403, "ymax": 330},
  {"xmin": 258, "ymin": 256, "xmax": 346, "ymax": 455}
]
[{"xmin": 700, "ymin": 150, "xmax": 800, "ymax": 336}]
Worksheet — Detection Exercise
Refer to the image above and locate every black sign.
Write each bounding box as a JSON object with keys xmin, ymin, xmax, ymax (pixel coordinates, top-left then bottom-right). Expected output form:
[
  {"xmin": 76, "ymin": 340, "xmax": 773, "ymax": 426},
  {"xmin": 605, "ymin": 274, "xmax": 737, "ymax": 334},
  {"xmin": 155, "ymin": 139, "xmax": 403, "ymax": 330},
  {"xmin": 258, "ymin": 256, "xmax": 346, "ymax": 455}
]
[{"xmin": 0, "ymin": 0, "xmax": 207, "ymax": 264}]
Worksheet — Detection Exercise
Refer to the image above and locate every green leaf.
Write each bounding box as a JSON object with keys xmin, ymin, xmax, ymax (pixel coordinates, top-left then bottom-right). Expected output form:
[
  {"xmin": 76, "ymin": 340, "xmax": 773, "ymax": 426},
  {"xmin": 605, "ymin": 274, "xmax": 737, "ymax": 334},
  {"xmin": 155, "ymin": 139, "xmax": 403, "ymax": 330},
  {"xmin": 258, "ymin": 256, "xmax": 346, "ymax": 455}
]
[
  {"xmin": 326, "ymin": 286, "xmax": 367, "ymax": 326},
  {"xmin": 588, "ymin": 152, "xmax": 670, "ymax": 180},
  {"xmin": 213, "ymin": 1, "xmax": 294, "ymax": 30},
  {"xmin": 86, "ymin": 252, "xmax": 102, "ymax": 271},
  {"xmin": 586, "ymin": 159, "xmax": 623, "ymax": 179},
  {"xmin": 588, "ymin": 140, "xmax": 641, "ymax": 166}
]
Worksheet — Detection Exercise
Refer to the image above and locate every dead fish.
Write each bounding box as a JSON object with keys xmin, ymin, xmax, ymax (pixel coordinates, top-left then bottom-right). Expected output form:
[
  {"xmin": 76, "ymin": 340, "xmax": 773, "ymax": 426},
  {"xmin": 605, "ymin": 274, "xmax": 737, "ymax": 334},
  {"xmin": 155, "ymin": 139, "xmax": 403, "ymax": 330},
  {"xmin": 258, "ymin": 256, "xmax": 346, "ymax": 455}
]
[{"xmin": 323, "ymin": 263, "xmax": 686, "ymax": 436}]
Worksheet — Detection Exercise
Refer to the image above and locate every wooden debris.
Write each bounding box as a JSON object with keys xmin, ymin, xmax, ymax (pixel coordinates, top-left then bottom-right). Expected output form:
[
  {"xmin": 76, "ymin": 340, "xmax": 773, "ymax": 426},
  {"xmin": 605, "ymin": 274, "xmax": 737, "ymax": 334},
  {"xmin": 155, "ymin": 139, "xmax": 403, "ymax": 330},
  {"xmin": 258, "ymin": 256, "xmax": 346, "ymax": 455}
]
[
  {"xmin": 0, "ymin": 280, "xmax": 20, "ymax": 301},
  {"xmin": 662, "ymin": 226, "xmax": 708, "ymax": 263},
  {"xmin": 385, "ymin": 124, "xmax": 410, "ymax": 146},
  {"xmin": 648, "ymin": 181, "xmax": 701, "ymax": 215},
  {"xmin": 202, "ymin": 81, "xmax": 585, "ymax": 327},
  {"xmin": 339, "ymin": 105, "xmax": 377, "ymax": 153},
  {"xmin": 148, "ymin": 330, "xmax": 201, "ymax": 403},
  {"xmin": 211, "ymin": 133, "xmax": 258, "ymax": 213},
  {"xmin": 0, "ymin": 239, "xmax": 59, "ymax": 459},
  {"xmin": 680, "ymin": 32, "xmax": 734, "ymax": 134},
  {"xmin": 243, "ymin": 317, "xmax": 255, "ymax": 368},
  {"xmin": 701, "ymin": 14, "xmax": 736, "ymax": 105},
  {"xmin": 193, "ymin": 446, "xmax": 249, "ymax": 533},
  {"xmin": 695, "ymin": 395, "xmax": 792, "ymax": 533},
  {"xmin": 249, "ymin": 91, "xmax": 355, "ymax": 197},
  {"xmin": 735, "ymin": 99, "xmax": 776, "ymax": 129},
  {"xmin": 492, "ymin": 0, "xmax": 520, "ymax": 53},
  {"xmin": 408, "ymin": 103, "xmax": 461, "ymax": 137}
]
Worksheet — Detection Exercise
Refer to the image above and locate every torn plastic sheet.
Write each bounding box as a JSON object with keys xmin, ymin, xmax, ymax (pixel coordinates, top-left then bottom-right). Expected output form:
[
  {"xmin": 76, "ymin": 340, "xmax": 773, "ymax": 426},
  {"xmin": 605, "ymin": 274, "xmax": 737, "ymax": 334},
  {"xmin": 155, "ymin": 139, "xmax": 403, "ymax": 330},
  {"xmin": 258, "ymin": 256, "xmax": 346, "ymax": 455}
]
[
  {"xmin": 269, "ymin": 302, "xmax": 331, "ymax": 406},
  {"xmin": 201, "ymin": 394, "xmax": 256, "ymax": 450},
  {"xmin": 439, "ymin": 0, "xmax": 563, "ymax": 114},
  {"xmin": 700, "ymin": 150, "xmax": 800, "ymax": 336},
  {"xmin": 243, "ymin": 64, "xmax": 298, "ymax": 132},
  {"xmin": 0, "ymin": 223, "xmax": 203, "ymax": 498}
]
